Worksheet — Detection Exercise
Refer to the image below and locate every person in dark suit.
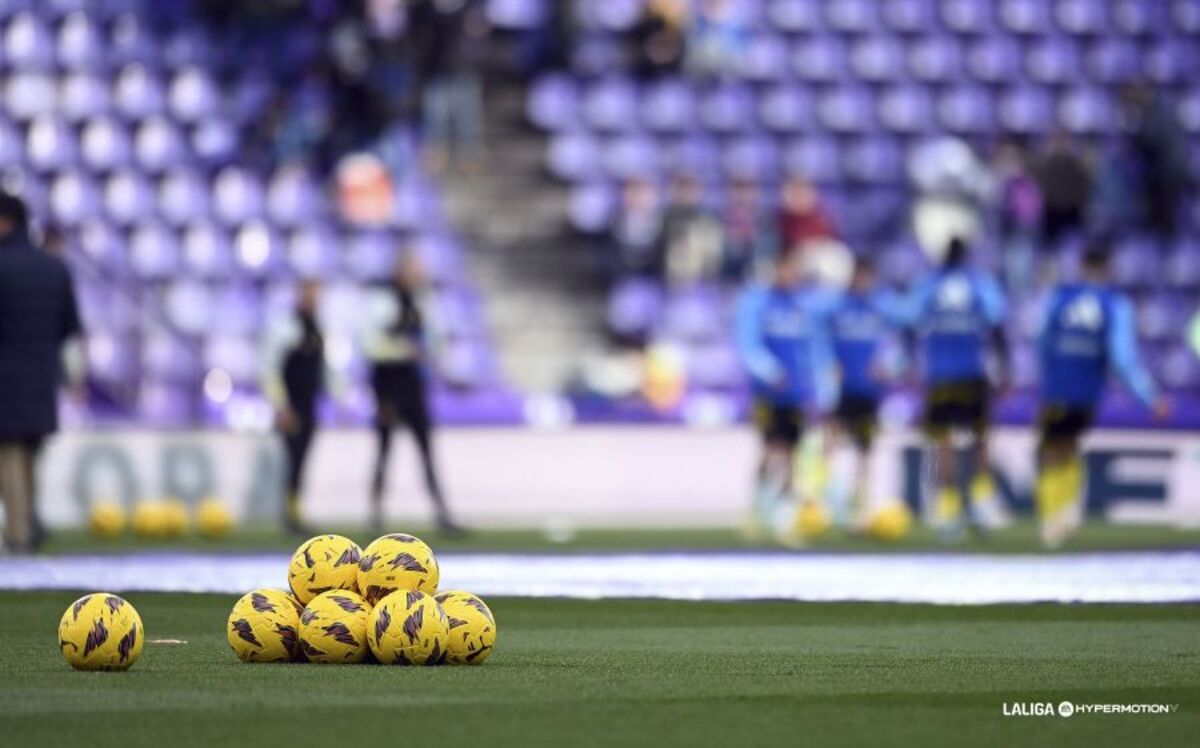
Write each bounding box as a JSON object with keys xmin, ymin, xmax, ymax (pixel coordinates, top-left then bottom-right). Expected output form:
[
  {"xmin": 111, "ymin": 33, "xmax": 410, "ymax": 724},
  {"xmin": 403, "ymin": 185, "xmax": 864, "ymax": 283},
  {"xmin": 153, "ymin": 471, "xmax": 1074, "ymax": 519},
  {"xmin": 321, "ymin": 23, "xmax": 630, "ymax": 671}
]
[{"xmin": 0, "ymin": 193, "xmax": 82, "ymax": 553}]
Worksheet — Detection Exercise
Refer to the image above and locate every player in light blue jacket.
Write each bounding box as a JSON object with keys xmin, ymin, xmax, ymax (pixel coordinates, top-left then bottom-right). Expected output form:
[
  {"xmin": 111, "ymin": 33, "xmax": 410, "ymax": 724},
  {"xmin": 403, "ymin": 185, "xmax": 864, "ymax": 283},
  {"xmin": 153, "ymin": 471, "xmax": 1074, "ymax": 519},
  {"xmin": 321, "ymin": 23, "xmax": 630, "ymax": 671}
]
[
  {"xmin": 1035, "ymin": 245, "xmax": 1168, "ymax": 546},
  {"xmin": 734, "ymin": 251, "xmax": 836, "ymax": 536}
]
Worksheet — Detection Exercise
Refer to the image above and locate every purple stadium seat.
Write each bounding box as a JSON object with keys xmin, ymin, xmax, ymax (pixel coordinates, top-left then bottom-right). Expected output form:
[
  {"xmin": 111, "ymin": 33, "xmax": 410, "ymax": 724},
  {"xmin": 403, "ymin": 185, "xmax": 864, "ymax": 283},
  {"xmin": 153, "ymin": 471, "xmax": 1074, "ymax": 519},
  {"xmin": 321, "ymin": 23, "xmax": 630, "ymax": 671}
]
[
  {"xmin": 487, "ymin": 0, "xmax": 547, "ymax": 30},
  {"xmin": 105, "ymin": 170, "xmax": 156, "ymax": 227},
  {"xmin": 844, "ymin": 137, "xmax": 904, "ymax": 184},
  {"xmin": 1012, "ymin": 344, "xmax": 1037, "ymax": 389},
  {"xmin": 662, "ymin": 286, "xmax": 722, "ymax": 341},
  {"xmin": 1174, "ymin": 0, "xmax": 1200, "ymax": 33},
  {"xmin": 603, "ymin": 134, "xmax": 660, "ymax": 180},
  {"xmin": 722, "ymin": 135, "xmax": 779, "ymax": 181},
  {"xmin": 86, "ymin": 333, "xmax": 135, "ymax": 383},
  {"xmin": 48, "ymin": 171, "xmax": 100, "ymax": 226},
  {"xmin": 287, "ymin": 224, "xmax": 340, "ymax": 277},
  {"xmin": 699, "ymin": 84, "xmax": 755, "ymax": 134},
  {"xmin": 114, "ymin": 64, "xmax": 168, "ymax": 121},
  {"xmin": 766, "ymin": 0, "xmax": 824, "ymax": 33},
  {"xmin": 851, "ymin": 36, "xmax": 905, "ymax": 83},
  {"xmin": 159, "ymin": 169, "xmax": 212, "ymax": 227},
  {"xmin": 908, "ymin": 36, "xmax": 963, "ymax": 83},
  {"xmin": 163, "ymin": 281, "xmax": 213, "ymax": 335},
  {"xmin": 168, "ymin": 67, "xmax": 222, "ymax": 124},
  {"xmin": 1112, "ymin": 0, "xmax": 1156, "ymax": 34},
  {"xmin": 59, "ymin": 73, "xmax": 112, "ymax": 123},
  {"xmin": 77, "ymin": 219, "xmax": 124, "ymax": 272},
  {"xmin": 1059, "ymin": 88, "xmax": 1114, "ymax": 134},
  {"xmin": 741, "ymin": 34, "xmax": 790, "ymax": 82},
  {"xmin": 759, "ymin": 84, "xmax": 814, "ymax": 133},
  {"xmin": 26, "ymin": 115, "xmax": 78, "ymax": 173},
  {"xmin": 584, "ymin": 0, "xmax": 641, "ymax": 31},
  {"xmin": 641, "ymin": 78, "xmax": 695, "ymax": 133},
  {"xmin": 784, "ymin": 136, "xmax": 841, "ymax": 183},
  {"xmin": 582, "ymin": 77, "xmax": 638, "ymax": 132},
  {"xmin": 3, "ymin": 12, "xmax": 53, "ymax": 70},
  {"xmin": 999, "ymin": 0, "xmax": 1051, "ymax": 33},
  {"xmin": 793, "ymin": 36, "xmax": 846, "ymax": 82},
  {"xmin": 664, "ymin": 133, "xmax": 721, "ymax": 180},
  {"xmin": 345, "ymin": 230, "xmax": 395, "ymax": 281},
  {"xmin": 233, "ymin": 220, "xmax": 281, "ymax": 276},
  {"xmin": 267, "ymin": 166, "xmax": 324, "ymax": 228},
  {"xmin": 527, "ymin": 74, "xmax": 579, "ymax": 131},
  {"xmin": 999, "ymin": 86, "xmax": 1054, "ymax": 134},
  {"xmin": 162, "ymin": 27, "xmax": 218, "ymax": 70},
  {"xmin": 884, "ymin": 0, "xmax": 935, "ymax": 32},
  {"xmin": 209, "ymin": 283, "xmax": 260, "ymax": 335},
  {"xmin": 134, "ymin": 116, "xmax": 187, "ymax": 174},
  {"xmin": 687, "ymin": 341, "xmax": 743, "ymax": 390},
  {"xmin": 1027, "ymin": 38, "xmax": 1081, "ymax": 85},
  {"xmin": 56, "ymin": 11, "xmax": 103, "ymax": 69},
  {"xmin": 1165, "ymin": 240, "xmax": 1200, "ymax": 288},
  {"xmin": 204, "ymin": 335, "xmax": 258, "ymax": 385},
  {"xmin": 826, "ymin": 0, "xmax": 876, "ymax": 32},
  {"xmin": 5, "ymin": 72, "xmax": 57, "ymax": 120},
  {"xmin": 213, "ymin": 167, "xmax": 266, "ymax": 226},
  {"xmin": 818, "ymin": 86, "xmax": 874, "ymax": 132},
  {"xmin": 967, "ymin": 35, "xmax": 1021, "ymax": 83},
  {"xmin": 1144, "ymin": 41, "xmax": 1195, "ymax": 85},
  {"xmin": 1112, "ymin": 237, "xmax": 1158, "ymax": 288},
  {"xmin": 191, "ymin": 118, "xmax": 239, "ymax": 166},
  {"xmin": 568, "ymin": 182, "xmax": 616, "ymax": 234},
  {"xmin": 182, "ymin": 222, "xmax": 236, "ymax": 279},
  {"xmin": 941, "ymin": 0, "xmax": 994, "ymax": 33},
  {"xmin": 547, "ymin": 131, "xmax": 600, "ymax": 181},
  {"xmin": 608, "ymin": 278, "xmax": 664, "ymax": 339},
  {"xmin": 80, "ymin": 117, "xmax": 133, "ymax": 172},
  {"xmin": 879, "ymin": 85, "xmax": 934, "ymax": 133},
  {"xmin": 42, "ymin": 0, "xmax": 88, "ymax": 18},
  {"xmin": 109, "ymin": 13, "xmax": 159, "ymax": 67},
  {"xmin": 0, "ymin": 118, "xmax": 21, "ymax": 168},
  {"xmin": 1056, "ymin": 0, "xmax": 1108, "ymax": 35},
  {"xmin": 1088, "ymin": 38, "xmax": 1140, "ymax": 83},
  {"xmin": 1162, "ymin": 346, "xmax": 1200, "ymax": 390},
  {"xmin": 129, "ymin": 221, "xmax": 180, "ymax": 280}
]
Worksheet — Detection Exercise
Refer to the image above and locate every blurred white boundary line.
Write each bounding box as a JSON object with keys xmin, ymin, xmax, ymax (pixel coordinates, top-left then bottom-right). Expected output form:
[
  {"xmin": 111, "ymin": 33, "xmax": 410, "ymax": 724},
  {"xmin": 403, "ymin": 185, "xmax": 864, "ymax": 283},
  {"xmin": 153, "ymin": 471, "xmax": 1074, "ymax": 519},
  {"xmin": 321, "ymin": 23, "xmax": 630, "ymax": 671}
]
[{"xmin": 2, "ymin": 551, "xmax": 1198, "ymax": 604}]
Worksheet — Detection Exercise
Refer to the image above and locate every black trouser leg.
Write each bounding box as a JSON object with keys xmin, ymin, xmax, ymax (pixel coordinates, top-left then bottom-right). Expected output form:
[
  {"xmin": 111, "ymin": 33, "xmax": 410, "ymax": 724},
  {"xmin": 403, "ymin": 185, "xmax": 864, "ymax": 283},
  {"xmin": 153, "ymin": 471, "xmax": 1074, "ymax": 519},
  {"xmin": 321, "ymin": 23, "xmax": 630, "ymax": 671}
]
[
  {"xmin": 370, "ymin": 421, "xmax": 393, "ymax": 528},
  {"xmin": 282, "ymin": 416, "xmax": 315, "ymax": 529},
  {"xmin": 406, "ymin": 411, "xmax": 449, "ymax": 521}
]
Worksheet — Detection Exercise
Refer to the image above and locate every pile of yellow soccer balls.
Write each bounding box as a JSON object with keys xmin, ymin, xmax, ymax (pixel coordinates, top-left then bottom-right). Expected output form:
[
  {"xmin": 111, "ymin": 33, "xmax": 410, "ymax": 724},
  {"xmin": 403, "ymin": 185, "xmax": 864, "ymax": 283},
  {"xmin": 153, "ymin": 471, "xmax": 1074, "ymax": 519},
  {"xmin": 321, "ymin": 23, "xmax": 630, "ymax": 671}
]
[{"xmin": 226, "ymin": 533, "xmax": 496, "ymax": 666}]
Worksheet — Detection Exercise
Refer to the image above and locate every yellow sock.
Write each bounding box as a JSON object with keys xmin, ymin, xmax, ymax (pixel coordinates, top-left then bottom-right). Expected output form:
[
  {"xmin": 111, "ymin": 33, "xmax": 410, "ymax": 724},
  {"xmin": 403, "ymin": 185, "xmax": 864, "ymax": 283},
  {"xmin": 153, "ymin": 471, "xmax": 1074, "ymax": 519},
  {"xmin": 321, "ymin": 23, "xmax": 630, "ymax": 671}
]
[
  {"xmin": 970, "ymin": 473, "xmax": 996, "ymax": 505},
  {"xmin": 936, "ymin": 486, "xmax": 962, "ymax": 523},
  {"xmin": 1036, "ymin": 465, "xmax": 1064, "ymax": 521},
  {"xmin": 1061, "ymin": 459, "xmax": 1083, "ymax": 508}
]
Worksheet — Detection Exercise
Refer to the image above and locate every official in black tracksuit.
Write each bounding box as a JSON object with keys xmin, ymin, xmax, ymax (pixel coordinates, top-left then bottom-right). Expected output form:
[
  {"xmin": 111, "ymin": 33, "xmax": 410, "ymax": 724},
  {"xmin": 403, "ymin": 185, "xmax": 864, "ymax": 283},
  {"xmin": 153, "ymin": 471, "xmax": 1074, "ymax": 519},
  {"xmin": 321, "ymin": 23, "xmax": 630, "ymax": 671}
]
[
  {"xmin": 363, "ymin": 254, "xmax": 461, "ymax": 534},
  {"xmin": 262, "ymin": 280, "xmax": 327, "ymax": 534},
  {"xmin": 0, "ymin": 194, "xmax": 82, "ymax": 553}
]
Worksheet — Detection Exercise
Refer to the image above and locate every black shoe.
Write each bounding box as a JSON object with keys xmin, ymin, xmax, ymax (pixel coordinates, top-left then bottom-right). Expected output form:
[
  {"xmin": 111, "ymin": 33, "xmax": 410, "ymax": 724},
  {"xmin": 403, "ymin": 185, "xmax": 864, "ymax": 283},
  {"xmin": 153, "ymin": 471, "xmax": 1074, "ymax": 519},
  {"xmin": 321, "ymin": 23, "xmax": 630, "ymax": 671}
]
[{"xmin": 283, "ymin": 517, "xmax": 312, "ymax": 537}]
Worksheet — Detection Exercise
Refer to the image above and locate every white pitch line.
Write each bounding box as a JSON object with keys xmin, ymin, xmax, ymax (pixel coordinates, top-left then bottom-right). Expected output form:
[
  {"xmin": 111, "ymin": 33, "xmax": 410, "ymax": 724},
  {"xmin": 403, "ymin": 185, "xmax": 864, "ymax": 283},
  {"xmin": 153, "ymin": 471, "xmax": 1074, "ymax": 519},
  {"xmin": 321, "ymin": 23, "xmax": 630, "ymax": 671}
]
[{"xmin": 3, "ymin": 551, "xmax": 1200, "ymax": 604}]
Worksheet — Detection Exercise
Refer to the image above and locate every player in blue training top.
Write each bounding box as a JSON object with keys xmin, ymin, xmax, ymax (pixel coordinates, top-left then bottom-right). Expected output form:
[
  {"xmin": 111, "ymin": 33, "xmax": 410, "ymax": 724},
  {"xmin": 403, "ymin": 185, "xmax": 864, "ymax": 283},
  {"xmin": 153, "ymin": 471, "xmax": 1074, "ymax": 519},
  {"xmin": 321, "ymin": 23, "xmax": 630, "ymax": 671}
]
[
  {"xmin": 905, "ymin": 238, "xmax": 1010, "ymax": 538},
  {"xmin": 734, "ymin": 251, "xmax": 836, "ymax": 538},
  {"xmin": 828, "ymin": 256, "xmax": 906, "ymax": 528},
  {"xmin": 1036, "ymin": 245, "xmax": 1168, "ymax": 547}
]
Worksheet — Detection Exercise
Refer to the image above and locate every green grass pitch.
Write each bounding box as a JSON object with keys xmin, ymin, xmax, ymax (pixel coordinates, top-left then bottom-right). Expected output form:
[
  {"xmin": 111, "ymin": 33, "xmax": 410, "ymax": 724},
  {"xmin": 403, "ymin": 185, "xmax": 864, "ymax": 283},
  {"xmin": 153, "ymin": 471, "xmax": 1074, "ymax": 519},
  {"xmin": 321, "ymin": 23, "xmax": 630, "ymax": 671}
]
[{"xmin": 1, "ymin": 592, "xmax": 1197, "ymax": 747}]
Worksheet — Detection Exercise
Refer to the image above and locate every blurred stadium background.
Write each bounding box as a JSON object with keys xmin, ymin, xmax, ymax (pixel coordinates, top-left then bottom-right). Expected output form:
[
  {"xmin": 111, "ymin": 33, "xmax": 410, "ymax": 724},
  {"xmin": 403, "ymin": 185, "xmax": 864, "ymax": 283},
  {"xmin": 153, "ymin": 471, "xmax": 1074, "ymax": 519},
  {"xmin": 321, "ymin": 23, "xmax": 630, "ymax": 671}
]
[{"xmin": 0, "ymin": 0, "xmax": 1199, "ymax": 538}]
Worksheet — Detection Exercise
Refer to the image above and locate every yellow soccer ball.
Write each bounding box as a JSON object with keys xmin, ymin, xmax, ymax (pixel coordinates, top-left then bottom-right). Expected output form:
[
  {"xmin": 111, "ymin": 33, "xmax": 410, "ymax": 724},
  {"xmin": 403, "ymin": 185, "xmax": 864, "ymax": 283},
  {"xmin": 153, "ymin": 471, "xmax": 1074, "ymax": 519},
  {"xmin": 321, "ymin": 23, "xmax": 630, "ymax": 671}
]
[
  {"xmin": 298, "ymin": 590, "xmax": 371, "ymax": 664},
  {"xmin": 88, "ymin": 501, "xmax": 126, "ymax": 538},
  {"xmin": 58, "ymin": 593, "xmax": 144, "ymax": 671},
  {"xmin": 794, "ymin": 500, "xmax": 832, "ymax": 538},
  {"xmin": 367, "ymin": 590, "xmax": 449, "ymax": 666},
  {"xmin": 226, "ymin": 588, "xmax": 304, "ymax": 663},
  {"xmin": 130, "ymin": 502, "xmax": 167, "ymax": 538},
  {"xmin": 357, "ymin": 533, "xmax": 439, "ymax": 605},
  {"xmin": 160, "ymin": 498, "xmax": 189, "ymax": 537},
  {"xmin": 287, "ymin": 534, "xmax": 362, "ymax": 605},
  {"xmin": 195, "ymin": 499, "xmax": 234, "ymax": 538},
  {"xmin": 435, "ymin": 590, "xmax": 496, "ymax": 665},
  {"xmin": 867, "ymin": 502, "xmax": 914, "ymax": 542}
]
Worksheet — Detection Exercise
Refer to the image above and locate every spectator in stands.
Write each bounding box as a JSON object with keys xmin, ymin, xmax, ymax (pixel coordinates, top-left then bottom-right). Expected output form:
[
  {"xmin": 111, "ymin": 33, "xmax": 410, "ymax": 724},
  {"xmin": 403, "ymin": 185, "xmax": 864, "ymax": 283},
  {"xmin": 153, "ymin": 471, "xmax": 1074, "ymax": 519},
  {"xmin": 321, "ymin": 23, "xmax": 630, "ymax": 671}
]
[
  {"xmin": 1033, "ymin": 131, "xmax": 1092, "ymax": 247},
  {"xmin": 662, "ymin": 174, "xmax": 722, "ymax": 286},
  {"xmin": 778, "ymin": 177, "xmax": 836, "ymax": 258},
  {"xmin": 991, "ymin": 139, "xmax": 1042, "ymax": 292},
  {"xmin": 632, "ymin": 0, "xmax": 688, "ymax": 80},
  {"xmin": 1121, "ymin": 82, "xmax": 1190, "ymax": 240},
  {"xmin": 687, "ymin": 0, "xmax": 749, "ymax": 79},
  {"xmin": 0, "ymin": 193, "xmax": 82, "ymax": 554},
  {"xmin": 721, "ymin": 178, "xmax": 769, "ymax": 282},
  {"xmin": 611, "ymin": 178, "xmax": 664, "ymax": 280},
  {"xmin": 412, "ymin": 0, "xmax": 491, "ymax": 173}
]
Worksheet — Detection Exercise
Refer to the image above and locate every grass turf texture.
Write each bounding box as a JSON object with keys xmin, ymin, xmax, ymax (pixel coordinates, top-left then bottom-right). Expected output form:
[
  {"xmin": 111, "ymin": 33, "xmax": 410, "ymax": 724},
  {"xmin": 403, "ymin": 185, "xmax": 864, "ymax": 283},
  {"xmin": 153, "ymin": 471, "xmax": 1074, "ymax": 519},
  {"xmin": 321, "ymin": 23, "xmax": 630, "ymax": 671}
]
[
  {"xmin": 1, "ymin": 593, "xmax": 1197, "ymax": 748},
  {"xmin": 38, "ymin": 521, "xmax": 1200, "ymax": 556}
]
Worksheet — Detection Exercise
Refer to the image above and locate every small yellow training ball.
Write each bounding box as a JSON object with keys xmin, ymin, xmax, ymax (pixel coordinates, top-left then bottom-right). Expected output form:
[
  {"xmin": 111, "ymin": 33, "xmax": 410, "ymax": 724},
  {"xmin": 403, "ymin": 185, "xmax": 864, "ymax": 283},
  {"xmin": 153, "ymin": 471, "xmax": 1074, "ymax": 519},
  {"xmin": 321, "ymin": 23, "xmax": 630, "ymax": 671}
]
[
  {"xmin": 867, "ymin": 502, "xmax": 914, "ymax": 542},
  {"xmin": 195, "ymin": 499, "xmax": 234, "ymax": 538},
  {"xmin": 130, "ymin": 502, "xmax": 167, "ymax": 538},
  {"xmin": 288, "ymin": 535, "xmax": 362, "ymax": 605},
  {"xmin": 795, "ymin": 500, "xmax": 832, "ymax": 538},
  {"xmin": 299, "ymin": 590, "xmax": 371, "ymax": 664},
  {"xmin": 88, "ymin": 502, "xmax": 126, "ymax": 538},
  {"xmin": 357, "ymin": 533, "xmax": 440, "ymax": 605},
  {"xmin": 227, "ymin": 588, "xmax": 304, "ymax": 663},
  {"xmin": 58, "ymin": 593, "xmax": 144, "ymax": 671},
  {"xmin": 160, "ymin": 498, "xmax": 189, "ymax": 537},
  {"xmin": 435, "ymin": 590, "xmax": 496, "ymax": 665}
]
